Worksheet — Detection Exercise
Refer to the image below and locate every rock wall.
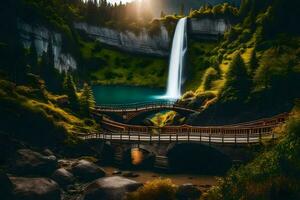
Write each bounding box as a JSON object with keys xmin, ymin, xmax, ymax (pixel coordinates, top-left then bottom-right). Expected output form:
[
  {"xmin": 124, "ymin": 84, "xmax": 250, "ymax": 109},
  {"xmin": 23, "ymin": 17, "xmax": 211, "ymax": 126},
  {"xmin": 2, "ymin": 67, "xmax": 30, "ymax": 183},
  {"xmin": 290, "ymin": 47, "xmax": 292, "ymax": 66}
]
[
  {"xmin": 189, "ymin": 18, "xmax": 230, "ymax": 36},
  {"xmin": 74, "ymin": 18, "xmax": 230, "ymax": 57},
  {"xmin": 74, "ymin": 22, "xmax": 171, "ymax": 57},
  {"xmin": 18, "ymin": 22, "xmax": 77, "ymax": 72}
]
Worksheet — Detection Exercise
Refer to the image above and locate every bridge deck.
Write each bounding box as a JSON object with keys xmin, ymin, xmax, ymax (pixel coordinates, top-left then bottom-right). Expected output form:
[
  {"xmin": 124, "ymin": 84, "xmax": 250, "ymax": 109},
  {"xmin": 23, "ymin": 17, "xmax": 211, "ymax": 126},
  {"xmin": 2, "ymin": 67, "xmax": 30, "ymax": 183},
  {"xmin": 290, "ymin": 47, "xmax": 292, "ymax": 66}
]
[{"xmin": 82, "ymin": 132, "xmax": 276, "ymax": 144}]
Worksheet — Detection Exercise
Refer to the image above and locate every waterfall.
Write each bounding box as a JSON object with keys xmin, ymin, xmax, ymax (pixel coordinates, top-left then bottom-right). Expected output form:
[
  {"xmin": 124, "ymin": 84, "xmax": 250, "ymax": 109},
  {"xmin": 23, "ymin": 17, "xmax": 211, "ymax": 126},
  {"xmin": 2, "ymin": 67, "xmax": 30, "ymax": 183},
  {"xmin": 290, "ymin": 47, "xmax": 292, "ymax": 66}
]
[{"xmin": 165, "ymin": 17, "xmax": 187, "ymax": 99}]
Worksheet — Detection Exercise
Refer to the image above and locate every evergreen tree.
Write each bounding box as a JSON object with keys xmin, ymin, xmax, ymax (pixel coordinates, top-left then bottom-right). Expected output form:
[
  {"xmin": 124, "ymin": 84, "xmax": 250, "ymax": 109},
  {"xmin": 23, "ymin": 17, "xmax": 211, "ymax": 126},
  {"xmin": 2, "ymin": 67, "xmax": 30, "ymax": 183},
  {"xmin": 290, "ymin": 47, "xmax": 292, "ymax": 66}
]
[
  {"xmin": 40, "ymin": 39, "xmax": 62, "ymax": 92},
  {"xmin": 28, "ymin": 39, "xmax": 38, "ymax": 74},
  {"xmin": 79, "ymin": 83, "xmax": 96, "ymax": 116},
  {"xmin": 15, "ymin": 39, "xmax": 28, "ymax": 84},
  {"xmin": 63, "ymin": 74, "xmax": 79, "ymax": 112},
  {"xmin": 221, "ymin": 53, "xmax": 252, "ymax": 101},
  {"xmin": 249, "ymin": 48, "xmax": 259, "ymax": 75}
]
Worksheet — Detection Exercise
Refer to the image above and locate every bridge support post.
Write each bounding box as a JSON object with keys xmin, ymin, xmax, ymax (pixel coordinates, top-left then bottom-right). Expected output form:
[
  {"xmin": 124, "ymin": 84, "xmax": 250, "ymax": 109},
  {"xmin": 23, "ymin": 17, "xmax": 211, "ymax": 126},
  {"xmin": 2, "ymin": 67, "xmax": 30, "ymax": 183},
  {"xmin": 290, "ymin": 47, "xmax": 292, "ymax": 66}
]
[
  {"xmin": 259, "ymin": 129, "xmax": 262, "ymax": 144},
  {"xmin": 247, "ymin": 130, "xmax": 250, "ymax": 144},
  {"xmin": 222, "ymin": 131, "xmax": 224, "ymax": 145}
]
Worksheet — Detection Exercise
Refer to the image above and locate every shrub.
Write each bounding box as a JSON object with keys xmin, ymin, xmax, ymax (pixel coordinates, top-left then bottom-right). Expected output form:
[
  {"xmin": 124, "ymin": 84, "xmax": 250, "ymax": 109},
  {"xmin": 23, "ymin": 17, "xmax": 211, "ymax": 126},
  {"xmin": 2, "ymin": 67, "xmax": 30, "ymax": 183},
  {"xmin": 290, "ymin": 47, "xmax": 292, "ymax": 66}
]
[{"xmin": 126, "ymin": 179, "xmax": 177, "ymax": 200}]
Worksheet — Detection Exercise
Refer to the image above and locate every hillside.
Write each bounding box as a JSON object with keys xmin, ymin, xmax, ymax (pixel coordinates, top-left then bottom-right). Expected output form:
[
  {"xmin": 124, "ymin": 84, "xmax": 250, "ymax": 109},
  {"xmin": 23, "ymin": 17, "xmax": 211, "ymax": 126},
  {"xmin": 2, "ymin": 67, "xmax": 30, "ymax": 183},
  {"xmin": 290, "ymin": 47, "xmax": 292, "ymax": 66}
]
[{"xmin": 182, "ymin": 0, "xmax": 300, "ymax": 125}]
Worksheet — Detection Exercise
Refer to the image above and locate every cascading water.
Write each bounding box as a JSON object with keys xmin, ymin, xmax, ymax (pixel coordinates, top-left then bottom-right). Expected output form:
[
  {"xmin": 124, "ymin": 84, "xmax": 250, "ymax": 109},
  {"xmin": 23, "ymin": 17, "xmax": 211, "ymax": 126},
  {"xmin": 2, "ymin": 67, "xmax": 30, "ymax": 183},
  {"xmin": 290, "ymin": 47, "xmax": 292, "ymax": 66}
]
[{"xmin": 164, "ymin": 17, "xmax": 187, "ymax": 99}]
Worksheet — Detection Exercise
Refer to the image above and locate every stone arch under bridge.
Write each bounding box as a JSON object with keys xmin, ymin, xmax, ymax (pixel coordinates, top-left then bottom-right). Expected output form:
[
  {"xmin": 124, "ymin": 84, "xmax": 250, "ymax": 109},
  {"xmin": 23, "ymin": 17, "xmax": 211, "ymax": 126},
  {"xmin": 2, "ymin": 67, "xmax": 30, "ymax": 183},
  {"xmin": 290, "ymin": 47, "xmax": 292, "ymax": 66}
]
[{"xmin": 99, "ymin": 141, "xmax": 252, "ymax": 170}]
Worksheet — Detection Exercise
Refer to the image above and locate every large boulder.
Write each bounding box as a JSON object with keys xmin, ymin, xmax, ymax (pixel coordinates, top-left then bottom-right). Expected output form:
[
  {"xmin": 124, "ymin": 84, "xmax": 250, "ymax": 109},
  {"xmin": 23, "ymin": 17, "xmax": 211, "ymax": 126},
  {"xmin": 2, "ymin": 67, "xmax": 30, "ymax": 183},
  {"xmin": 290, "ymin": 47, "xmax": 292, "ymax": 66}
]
[
  {"xmin": 12, "ymin": 149, "xmax": 57, "ymax": 175},
  {"xmin": 10, "ymin": 177, "xmax": 61, "ymax": 200},
  {"xmin": 0, "ymin": 172, "xmax": 13, "ymax": 200},
  {"xmin": 51, "ymin": 168, "xmax": 75, "ymax": 187},
  {"xmin": 82, "ymin": 176, "xmax": 142, "ymax": 200},
  {"xmin": 176, "ymin": 183, "xmax": 202, "ymax": 200},
  {"xmin": 71, "ymin": 160, "xmax": 106, "ymax": 181}
]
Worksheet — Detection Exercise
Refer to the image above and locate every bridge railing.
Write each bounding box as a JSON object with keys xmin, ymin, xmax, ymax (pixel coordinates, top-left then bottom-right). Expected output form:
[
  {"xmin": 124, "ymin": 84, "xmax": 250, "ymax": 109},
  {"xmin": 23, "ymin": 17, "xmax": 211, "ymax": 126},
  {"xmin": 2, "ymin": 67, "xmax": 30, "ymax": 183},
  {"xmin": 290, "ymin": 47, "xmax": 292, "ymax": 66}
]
[
  {"xmin": 81, "ymin": 124, "xmax": 278, "ymax": 144},
  {"xmin": 94, "ymin": 100, "xmax": 179, "ymax": 111}
]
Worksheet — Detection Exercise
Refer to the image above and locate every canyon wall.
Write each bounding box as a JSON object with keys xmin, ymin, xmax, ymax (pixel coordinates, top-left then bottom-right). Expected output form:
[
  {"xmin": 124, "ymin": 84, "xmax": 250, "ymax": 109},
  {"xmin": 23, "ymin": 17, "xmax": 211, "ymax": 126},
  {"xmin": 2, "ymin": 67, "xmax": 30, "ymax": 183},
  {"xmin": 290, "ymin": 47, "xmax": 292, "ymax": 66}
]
[
  {"xmin": 189, "ymin": 18, "xmax": 230, "ymax": 35},
  {"xmin": 18, "ymin": 22, "xmax": 77, "ymax": 72},
  {"xmin": 74, "ymin": 22, "xmax": 171, "ymax": 57},
  {"xmin": 75, "ymin": 18, "xmax": 230, "ymax": 57}
]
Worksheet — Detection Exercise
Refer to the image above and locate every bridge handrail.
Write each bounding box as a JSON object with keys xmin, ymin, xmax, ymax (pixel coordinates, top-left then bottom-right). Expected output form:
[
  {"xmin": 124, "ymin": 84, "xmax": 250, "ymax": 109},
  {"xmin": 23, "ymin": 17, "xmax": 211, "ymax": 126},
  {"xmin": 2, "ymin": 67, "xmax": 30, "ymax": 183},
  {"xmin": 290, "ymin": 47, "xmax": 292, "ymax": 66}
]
[
  {"xmin": 100, "ymin": 113, "xmax": 287, "ymax": 131},
  {"xmin": 94, "ymin": 100, "xmax": 178, "ymax": 109}
]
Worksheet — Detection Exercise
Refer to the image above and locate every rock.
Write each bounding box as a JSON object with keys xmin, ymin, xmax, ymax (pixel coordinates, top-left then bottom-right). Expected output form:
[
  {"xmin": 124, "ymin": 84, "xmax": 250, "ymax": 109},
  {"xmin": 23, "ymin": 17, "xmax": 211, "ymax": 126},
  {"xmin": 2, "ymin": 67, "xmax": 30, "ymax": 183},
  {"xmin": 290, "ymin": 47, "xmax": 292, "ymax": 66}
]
[
  {"xmin": 10, "ymin": 177, "xmax": 61, "ymax": 200},
  {"xmin": 112, "ymin": 170, "xmax": 122, "ymax": 175},
  {"xmin": 43, "ymin": 149, "xmax": 54, "ymax": 156},
  {"xmin": 0, "ymin": 172, "xmax": 13, "ymax": 200},
  {"xmin": 51, "ymin": 168, "xmax": 75, "ymax": 187},
  {"xmin": 72, "ymin": 160, "xmax": 106, "ymax": 181},
  {"xmin": 12, "ymin": 149, "xmax": 57, "ymax": 175},
  {"xmin": 122, "ymin": 171, "xmax": 139, "ymax": 178},
  {"xmin": 82, "ymin": 176, "xmax": 142, "ymax": 200},
  {"xmin": 74, "ymin": 22, "xmax": 170, "ymax": 57},
  {"xmin": 176, "ymin": 183, "xmax": 202, "ymax": 200}
]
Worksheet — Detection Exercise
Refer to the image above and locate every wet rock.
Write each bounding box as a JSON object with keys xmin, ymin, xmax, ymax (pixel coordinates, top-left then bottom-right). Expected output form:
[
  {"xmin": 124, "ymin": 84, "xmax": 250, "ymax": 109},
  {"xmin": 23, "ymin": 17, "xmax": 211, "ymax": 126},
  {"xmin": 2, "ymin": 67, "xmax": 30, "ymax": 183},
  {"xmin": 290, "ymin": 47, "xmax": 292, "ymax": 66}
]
[
  {"xmin": 51, "ymin": 168, "xmax": 75, "ymax": 187},
  {"xmin": 0, "ymin": 172, "xmax": 13, "ymax": 200},
  {"xmin": 122, "ymin": 171, "xmax": 139, "ymax": 178},
  {"xmin": 12, "ymin": 149, "xmax": 57, "ymax": 175},
  {"xmin": 10, "ymin": 177, "xmax": 61, "ymax": 200},
  {"xmin": 71, "ymin": 160, "xmax": 105, "ymax": 181},
  {"xmin": 176, "ymin": 183, "xmax": 202, "ymax": 200},
  {"xmin": 112, "ymin": 170, "xmax": 122, "ymax": 175},
  {"xmin": 82, "ymin": 176, "xmax": 142, "ymax": 200}
]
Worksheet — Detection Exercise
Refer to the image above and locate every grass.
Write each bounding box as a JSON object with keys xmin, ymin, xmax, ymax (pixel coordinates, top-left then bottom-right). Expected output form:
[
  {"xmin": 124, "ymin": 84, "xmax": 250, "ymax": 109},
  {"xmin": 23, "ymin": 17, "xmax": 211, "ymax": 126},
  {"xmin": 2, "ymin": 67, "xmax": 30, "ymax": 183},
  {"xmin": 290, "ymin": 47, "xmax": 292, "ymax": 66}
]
[
  {"xmin": 0, "ymin": 78, "xmax": 99, "ymax": 146},
  {"xmin": 80, "ymin": 41, "xmax": 168, "ymax": 87}
]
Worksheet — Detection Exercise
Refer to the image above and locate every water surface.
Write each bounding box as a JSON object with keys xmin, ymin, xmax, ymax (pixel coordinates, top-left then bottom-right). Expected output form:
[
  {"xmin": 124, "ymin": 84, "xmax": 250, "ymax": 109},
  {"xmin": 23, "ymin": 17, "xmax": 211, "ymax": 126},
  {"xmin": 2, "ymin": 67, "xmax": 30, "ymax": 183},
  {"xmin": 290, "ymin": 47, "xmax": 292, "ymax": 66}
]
[{"xmin": 92, "ymin": 85, "xmax": 165, "ymax": 105}]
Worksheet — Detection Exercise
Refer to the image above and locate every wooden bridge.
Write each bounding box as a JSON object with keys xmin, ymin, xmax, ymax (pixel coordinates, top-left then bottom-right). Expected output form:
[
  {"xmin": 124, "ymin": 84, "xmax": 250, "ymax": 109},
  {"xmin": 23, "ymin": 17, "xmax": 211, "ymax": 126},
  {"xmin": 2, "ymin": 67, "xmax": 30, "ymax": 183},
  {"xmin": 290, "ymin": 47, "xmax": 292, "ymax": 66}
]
[
  {"xmin": 83, "ymin": 112, "xmax": 289, "ymax": 145},
  {"xmin": 93, "ymin": 101, "xmax": 199, "ymax": 123},
  {"xmin": 82, "ymin": 111, "xmax": 289, "ymax": 169}
]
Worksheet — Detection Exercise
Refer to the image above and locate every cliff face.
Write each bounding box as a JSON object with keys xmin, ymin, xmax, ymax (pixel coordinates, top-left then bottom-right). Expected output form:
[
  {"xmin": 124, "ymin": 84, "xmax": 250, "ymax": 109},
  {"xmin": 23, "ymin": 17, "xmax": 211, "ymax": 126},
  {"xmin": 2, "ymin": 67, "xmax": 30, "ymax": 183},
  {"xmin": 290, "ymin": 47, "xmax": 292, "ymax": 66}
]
[
  {"xmin": 189, "ymin": 18, "xmax": 231, "ymax": 36},
  {"xmin": 74, "ymin": 22, "xmax": 171, "ymax": 57},
  {"xmin": 18, "ymin": 22, "xmax": 77, "ymax": 72},
  {"xmin": 75, "ymin": 18, "xmax": 230, "ymax": 57}
]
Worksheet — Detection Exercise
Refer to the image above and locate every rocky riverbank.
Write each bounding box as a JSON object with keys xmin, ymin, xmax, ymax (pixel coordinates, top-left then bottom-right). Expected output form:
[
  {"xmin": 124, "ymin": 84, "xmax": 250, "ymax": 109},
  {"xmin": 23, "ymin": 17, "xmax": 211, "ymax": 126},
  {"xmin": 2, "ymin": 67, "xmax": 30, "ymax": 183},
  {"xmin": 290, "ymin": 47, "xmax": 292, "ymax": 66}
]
[{"xmin": 1, "ymin": 147, "xmax": 217, "ymax": 200}]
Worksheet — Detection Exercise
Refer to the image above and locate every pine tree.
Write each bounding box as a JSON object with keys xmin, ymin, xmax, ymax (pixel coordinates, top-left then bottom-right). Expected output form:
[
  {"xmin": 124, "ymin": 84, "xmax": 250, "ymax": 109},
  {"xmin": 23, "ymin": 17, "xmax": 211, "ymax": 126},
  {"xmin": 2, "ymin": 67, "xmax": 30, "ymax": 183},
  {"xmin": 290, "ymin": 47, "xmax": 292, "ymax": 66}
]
[
  {"xmin": 80, "ymin": 83, "xmax": 96, "ymax": 116},
  {"xmin": 249, "ymin": 49, "xmax": 259, "ymax": 75},
  {"xmin": 221, "ymin": 53, "xmax": 252, "ymax": 101},
  {"xmin": 28, "ymin": 39, "xmax": 38, "ymax": 74},
  {"xmin": 63, "ymin": 74, "xmax": 80, "ymax": 112}
]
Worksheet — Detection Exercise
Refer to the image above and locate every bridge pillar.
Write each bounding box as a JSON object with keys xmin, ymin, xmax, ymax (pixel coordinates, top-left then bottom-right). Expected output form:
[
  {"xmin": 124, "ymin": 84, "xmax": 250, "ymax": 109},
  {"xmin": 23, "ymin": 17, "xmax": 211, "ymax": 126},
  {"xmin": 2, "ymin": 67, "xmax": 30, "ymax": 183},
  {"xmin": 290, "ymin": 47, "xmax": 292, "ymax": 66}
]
[{"xmin": 154, "ymin": 156, "xmax": 169, "ymax": 170}]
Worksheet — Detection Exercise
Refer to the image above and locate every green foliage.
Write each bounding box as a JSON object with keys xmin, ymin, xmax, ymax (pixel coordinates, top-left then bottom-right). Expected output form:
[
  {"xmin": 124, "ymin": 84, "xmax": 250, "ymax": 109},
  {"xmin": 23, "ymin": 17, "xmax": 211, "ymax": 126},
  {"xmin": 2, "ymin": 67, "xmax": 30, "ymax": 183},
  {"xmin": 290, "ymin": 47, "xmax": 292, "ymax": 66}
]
[
  {"xmin": 204, "ymin": 110, "xmax": 300, "ymax": 200},
  {"xmin": 39, "ymin": 40, "xmax": 63, "ymax": 92},
  {"xmin": 220, "ymin": 53, "xmax": 252, "ymax": 102},
  {"xmin": 201, "ymin": 67, "xmax": 219, "ymax": 91},
  {"xmin": 189, "ymin": 3, "xmax": 238, "ymax": 22},
  {"xmin": 126, "ymin": 179, "xmax": 177, "ymax": 200},
  {"xmin": 80, "ymin": 41, "xmax": 168, "ymax": 87},
  {"xmin": 79, "ymin": 83, "xmax": 95, "ymax": 117},
  {"xmin": 63, "ymin": 74, "xmax": 79, "ymax": 112},
  {"xmin": 0, "ymin": 78, "xmax": 95, "ymax": 146}
]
